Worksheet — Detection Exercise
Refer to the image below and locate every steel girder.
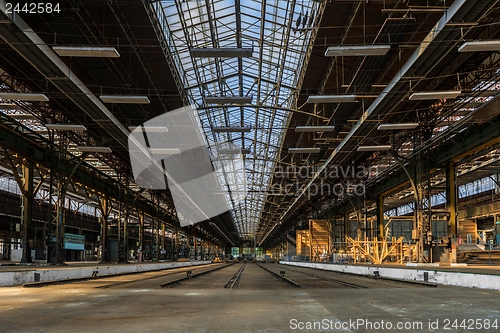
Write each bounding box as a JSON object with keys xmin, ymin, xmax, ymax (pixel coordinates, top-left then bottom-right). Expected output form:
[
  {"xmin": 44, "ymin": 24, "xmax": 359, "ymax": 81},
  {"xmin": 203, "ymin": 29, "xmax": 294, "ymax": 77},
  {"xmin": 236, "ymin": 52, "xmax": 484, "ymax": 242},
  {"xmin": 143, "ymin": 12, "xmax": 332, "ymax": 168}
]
[
  {"xmin": 279, "ymin": 0, "xmax": 500, "ymax": 223},
  {"xmin": 0, "ymin": 120, "xmax": 177, "ymax": 224}
]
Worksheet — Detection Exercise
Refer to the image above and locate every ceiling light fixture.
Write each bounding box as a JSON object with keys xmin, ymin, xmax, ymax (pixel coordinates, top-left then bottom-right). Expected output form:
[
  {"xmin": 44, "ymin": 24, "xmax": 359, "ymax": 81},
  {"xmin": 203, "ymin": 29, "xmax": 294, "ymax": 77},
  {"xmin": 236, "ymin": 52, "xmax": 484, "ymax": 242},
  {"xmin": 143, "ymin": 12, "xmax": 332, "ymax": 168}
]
[
  {"xmin": 325, "ymin": 45, "xmax": 391, "ymax": 57},
  {"xmin": 305, "ymin": 95, "xmax": 357, "ymax": 103},
  {"xmin": 148, "ymin": 148, "xmax": 181, "ymax": 155},
  {"xmin": 357, "ymin": 145, "xmax": 392, "ymax": 151},
  {"xmin": 288, "ymin": 148, "xmax": 321, "ymax": 154},
  {"xmin": 0, "ymin": 93, "xmax": 49, "ymax": 102},
  {"xmin": 45, "ymin": 124, "xmax": 87, "ymax": 131},
  {"xmin": 128, "ymin": 126, "xmax": 168, "ymax": 133},
  {"xmin": 295, "ymin": 126, "xmax": 335, "ymax": 132},
  {"xmin": 409, "ymin": 91, "xmax": 461, "ymax": 100},
  {"xmin": 8, "ymin": 114, "xmax": 37, "ymax": 120},
  {"xmin": 52, "ymin": 46, "xmax": 120, "ymax": 58},
  {"xmin": 377, "ymin": 123, "xmax": 419, "ymax": 130},
  {"xmin": 212, "ymin": 126, "xmax": 252, "ymax": 133},
  {"xmin": 204, "ymin": 96, "xmax": 252, "ymax": 104},
  {"xmin": 190, "ymin": 48, "xmax": 253, "ymax": 57},
  {"xmin": 77, "ymin": 146, "xmax": 112, "ymax": 153},
  {"xmin": 100, "ymin": 95, "xmax": 150, "ymax": 104},
  {"xmin": 0, "ymin": 103, "xmax": 22, "ymax": 110},
  {"xmin": 217, "ymin": 149, "xmax": 251, "ymax": 154},
  {"xmin": 458, "ymin": 40, "xmax": 500, "ymax": 52}
]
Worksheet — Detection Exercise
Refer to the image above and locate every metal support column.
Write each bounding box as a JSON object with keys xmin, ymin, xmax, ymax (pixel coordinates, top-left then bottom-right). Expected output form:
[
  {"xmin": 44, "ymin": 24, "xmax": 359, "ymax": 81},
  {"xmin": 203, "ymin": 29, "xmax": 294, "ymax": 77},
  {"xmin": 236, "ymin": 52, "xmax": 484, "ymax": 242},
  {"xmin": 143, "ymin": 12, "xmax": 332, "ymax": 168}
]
[
  {"xmin": 446, "ymin": 162, "xmax": 458, "ymax": 235},
  {"xmin": 161, "ymin": 221, "xmax": 165, "ymax": 259},
  {"xmin": 174, "ymin": 227, "xmax": 180, "ymax": 261},
  {"xmin": 376, "ymin": 195, "xmax": 385, "ymax": 240},
  {"xmin": 98, "ymin": 196, "xmax": 111, "ymax": 262},
  {"xmin": 343, "ymin": 212, "xmax": 348, "ymax": 249},
  {"xmin": 138, "ymin": 212, "xmax": 144, "ymax": 262},
  {"xmin": 193, "ymin": 229, "xmax": 197, "ymax": 260},
  {"xmin": 20, "ymin": 161, "xmax": 33, "ymax": 263},
  {"xmin": 155, "ymin": 218, "xmax": 160, "ymax": 261},
  {"xmin": 123, "ymin": 209, "xmax": 128, "ymax": 263},
  {"xmin": 446, "ymin": 161, "xmax": 458, "ymax": 264},
  {"xmin": 416, "ymin": 152, "xmax": 425, "ymax": 263}
]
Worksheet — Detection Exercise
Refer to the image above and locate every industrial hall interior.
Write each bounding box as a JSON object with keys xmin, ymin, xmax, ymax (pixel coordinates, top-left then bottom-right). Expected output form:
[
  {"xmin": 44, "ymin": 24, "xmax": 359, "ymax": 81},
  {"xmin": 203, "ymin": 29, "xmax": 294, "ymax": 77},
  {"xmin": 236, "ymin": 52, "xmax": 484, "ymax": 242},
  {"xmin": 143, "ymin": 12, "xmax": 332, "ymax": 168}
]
[{"xmin": 0, "ymin": 0, "xmax": 500, "ymax": 332}]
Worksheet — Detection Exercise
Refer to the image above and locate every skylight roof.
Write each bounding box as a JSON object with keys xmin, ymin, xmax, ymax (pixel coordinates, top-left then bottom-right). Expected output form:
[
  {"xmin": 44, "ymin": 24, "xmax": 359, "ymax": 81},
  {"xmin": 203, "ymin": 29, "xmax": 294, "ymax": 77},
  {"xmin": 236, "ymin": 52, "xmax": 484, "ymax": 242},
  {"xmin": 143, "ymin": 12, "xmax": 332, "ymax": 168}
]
[{"xmin": 157, "ymin": 0, "xmax": 322, "ymax": 239}]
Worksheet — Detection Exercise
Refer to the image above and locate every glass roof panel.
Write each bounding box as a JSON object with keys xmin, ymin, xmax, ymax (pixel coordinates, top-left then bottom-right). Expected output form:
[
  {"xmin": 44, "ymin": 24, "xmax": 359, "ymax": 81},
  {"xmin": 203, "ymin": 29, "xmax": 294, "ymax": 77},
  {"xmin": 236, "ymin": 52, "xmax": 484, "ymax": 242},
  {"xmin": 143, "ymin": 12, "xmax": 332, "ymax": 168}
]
[{"xmin": 158, "ymin": 0, "xmax": 321, "ymax": 240}]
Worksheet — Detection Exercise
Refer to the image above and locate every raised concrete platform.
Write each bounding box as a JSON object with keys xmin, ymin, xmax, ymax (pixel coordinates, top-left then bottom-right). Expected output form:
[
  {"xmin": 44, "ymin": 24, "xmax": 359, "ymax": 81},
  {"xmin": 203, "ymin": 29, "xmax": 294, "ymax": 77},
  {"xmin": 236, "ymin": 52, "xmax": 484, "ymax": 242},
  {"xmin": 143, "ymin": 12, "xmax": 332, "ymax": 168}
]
[
  {"xmin": 0, "ymin": 261, "xmax": 210, "ymax": 287},
  {"xmin": 280, "ymin": 261, "xmax": 500, "ymax": 290}
]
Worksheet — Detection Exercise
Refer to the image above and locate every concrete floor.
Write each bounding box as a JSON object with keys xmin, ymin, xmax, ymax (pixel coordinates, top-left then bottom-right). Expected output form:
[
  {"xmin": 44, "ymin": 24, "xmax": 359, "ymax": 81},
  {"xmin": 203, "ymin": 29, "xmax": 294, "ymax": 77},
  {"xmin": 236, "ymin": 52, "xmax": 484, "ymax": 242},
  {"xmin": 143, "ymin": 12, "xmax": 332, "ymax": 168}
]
[{"xmin": 0, "ymin": 262, "xmax": 499, "ymax": 332}]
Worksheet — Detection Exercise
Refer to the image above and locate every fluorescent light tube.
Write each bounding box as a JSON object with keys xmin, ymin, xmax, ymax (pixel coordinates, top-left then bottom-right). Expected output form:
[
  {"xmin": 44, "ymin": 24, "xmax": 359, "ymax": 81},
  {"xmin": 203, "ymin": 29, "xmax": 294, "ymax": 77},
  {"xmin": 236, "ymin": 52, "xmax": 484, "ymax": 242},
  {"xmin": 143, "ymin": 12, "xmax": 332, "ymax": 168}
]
[
  {"xmin": 295, "ymin": 126, "xmax": 335, "ymax": 132},
  {"xmin": 190, "ymin": 48, "xmax": 253, "ymax": 57},
  {"xmin": 458, "ymin": 40, "xmax": 500, "ymax": 52},
  {"xmin": 45, "ymin": 124, "xmax": 87, "ymax": 131},
  {"xmin": 0, "ymin": 93, "xmax": 49, "ymax": 101},
  {"xmin": 377, "ymin": 123, "xmax": 419, "ymax": 130},
  {"xmin": 204, "ymin": 96, "xmax": 252, "ymax": 104},
  {"xmin": 213, "ymin": 126, "xmax": 251, "ymax": 133},
  {"xmin": 128, "ymin": 126, "xmax": 168, "ymax": 133},
  {"xmin": 288, "ymin": 148, "xmax": 321, "ymax": 154},
  {"xmin": 100, "ymin": 95, "xmax": 150, "ymax": 104},
  {"xmin": 8, "ymin": 113, "xmax": 37, "ymax": 120},
  {"xmin": 53, "ymin": 46, "xmax": 120, "ymax": 58},
  {"xmin": 409, "ymin": 91, "xmax": 461, "ymax": 100},
  {"xmin": 218, "ymin": 149, "xmax": 251, "ymax": 154},
  {"xmin": 77, "ymin": 146, "xmax": 112, "ymax": 153},
  {"xmin": 305, "ymin": 95, "xmax": 357, "ymax": 103},
  {"xmin": 149, "ymin": 148, "xmax": 181, "ymax": 155},
  {"xmin": 357, "ymin": 145, "xmax": 392, "ymax": 151},
  {"xmin": 325, "ymin": 45, "xmax": 391, "ymax": 57}
]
